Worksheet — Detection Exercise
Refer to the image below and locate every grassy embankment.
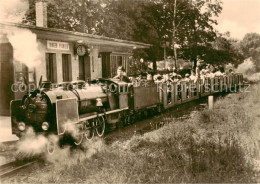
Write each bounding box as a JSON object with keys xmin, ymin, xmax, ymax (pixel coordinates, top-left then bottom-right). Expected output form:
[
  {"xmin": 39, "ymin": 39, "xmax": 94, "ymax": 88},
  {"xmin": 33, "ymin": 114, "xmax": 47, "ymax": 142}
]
[{"xmin": 12, "ymin": 84, "xmax": 260, "ymax": 183}]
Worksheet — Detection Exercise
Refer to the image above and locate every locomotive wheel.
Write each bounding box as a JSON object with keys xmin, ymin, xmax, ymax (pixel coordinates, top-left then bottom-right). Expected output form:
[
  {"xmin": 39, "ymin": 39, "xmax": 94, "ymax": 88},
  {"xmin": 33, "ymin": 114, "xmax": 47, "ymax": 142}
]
[
  {"xmin": 143, "ymin": 111, "xmax": 148, "ymax": 118},
  {"xmin": 157, "ymin": 104, "xmax": 163, "ymax": 113},
  {"xmin": 84, "ymin": 120, "xmax": 94, "ymax": 140},
  {"xmin": 117, "ymin": 114, "xmax": 124, "ymax": 128},
  {"xmin": 74, "ymin": 134, "xmax": 84, "ymax": 145},
  {"xmin": 47, "ymin": 135, "xmax": 58, "ymax": 155},
  {"xmin": 123, "ymin": 115, "xmax": 130, "ymax": 126},
  {"xmin": 127, "ymin": 114, "xmax": 135, "ymax": 124},
  {"xmin": 140, "ymin": 111, "xmax": 148, "ymax": 120},
  {"xmin": 47, "ymin": 141, "xmax": 56, "ymax": 155},
  {"xmin": 137, "ymin": 112, "xmax": 143, "ymax": 121},
  {"xmin": 74, "ymin": 124, "xmax": 84, "ymax": 145},
  {"xmin": 95, "ymin": 116, "xmax": 105, "ymax": 137}
]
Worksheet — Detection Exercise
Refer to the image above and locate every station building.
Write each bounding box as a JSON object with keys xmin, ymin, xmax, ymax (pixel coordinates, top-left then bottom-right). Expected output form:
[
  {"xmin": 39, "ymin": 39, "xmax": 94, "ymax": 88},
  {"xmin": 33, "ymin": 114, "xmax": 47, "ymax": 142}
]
[{"xmin": 0, "ymin": 0, "xmax": 150, "ymax": 115}]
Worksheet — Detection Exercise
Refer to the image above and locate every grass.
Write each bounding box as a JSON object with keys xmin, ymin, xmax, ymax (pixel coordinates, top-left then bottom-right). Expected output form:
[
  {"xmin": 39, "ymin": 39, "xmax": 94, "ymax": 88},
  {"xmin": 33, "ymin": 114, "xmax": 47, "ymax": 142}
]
[
  {"xmin": 0, "ymin": 142, "xmax": 17, "ymax": 165},
  {"xmin": 7, "ymin": 84, "xmax": 260, "ymax": 183}
]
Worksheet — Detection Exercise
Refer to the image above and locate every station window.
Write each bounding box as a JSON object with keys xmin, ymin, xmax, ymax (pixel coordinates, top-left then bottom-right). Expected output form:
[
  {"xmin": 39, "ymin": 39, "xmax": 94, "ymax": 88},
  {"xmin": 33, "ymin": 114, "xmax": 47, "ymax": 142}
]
[
  {"xmin": 110, "ymin": 55, "xmax": 117, "ymax": 77},
  {"xmin": 78, "ymin": 56, "xmax": 85, "ymax": 80},
  {"xmin": 46, "ymin": 53, "xmax": 56, "ymax": 83},
  {"xmin": 62, "ymin": 54, "xmax": 72, "ymax": 82},
  {"xmin": 14, "ymin": 61, "xmax": 35, "ymax": 84},
  {"xmin": 117, "ymin": 56, "xmax": 123, "ymax": 66},
  {"xmin": 110, "ymin": 55, "xmax": 127, "ymax": 77}
]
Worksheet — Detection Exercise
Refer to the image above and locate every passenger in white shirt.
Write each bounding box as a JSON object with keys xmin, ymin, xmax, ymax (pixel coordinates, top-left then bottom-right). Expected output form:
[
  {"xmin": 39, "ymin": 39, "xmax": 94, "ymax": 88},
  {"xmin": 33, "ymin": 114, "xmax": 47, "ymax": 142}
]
[
  {"xmin": 183, "ymin": 73, "xmax": 191, "ymax": 82},
  {"xmin": 190, "ymin": 70, "xmax": 197, "ymax": 82}
]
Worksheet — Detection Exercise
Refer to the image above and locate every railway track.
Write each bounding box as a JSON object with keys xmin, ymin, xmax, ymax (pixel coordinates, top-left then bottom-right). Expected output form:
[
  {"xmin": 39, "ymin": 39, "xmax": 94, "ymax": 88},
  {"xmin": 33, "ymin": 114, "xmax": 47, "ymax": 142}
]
[{"xmin": 0, "ymin": 160, "xmax": 37, "ymax": 180}]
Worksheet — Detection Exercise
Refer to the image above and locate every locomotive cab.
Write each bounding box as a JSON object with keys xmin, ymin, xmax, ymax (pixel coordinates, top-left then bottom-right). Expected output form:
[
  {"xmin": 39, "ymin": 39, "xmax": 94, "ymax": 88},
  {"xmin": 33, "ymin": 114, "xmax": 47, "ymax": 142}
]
[
  {"xmin": 92, "ymin": 78, "xmax": 129, "ymax": 110},
  {"xmin": 90, "ymin": 78, "xmax": 129, "ymax": 129}
]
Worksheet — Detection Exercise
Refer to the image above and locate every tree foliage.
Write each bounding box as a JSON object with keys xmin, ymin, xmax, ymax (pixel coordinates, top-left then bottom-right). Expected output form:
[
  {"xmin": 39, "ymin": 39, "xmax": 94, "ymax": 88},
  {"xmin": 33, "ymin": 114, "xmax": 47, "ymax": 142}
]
[
  {"xmin": 22, "ymin": 0, "xmax": 243, "ymax": 70},
  {"xmin": 201, "ymin": 35, "xmax": 244, "ymax": 67},
  {"xmin": 174, "ymin": 0, "xmax": 222, "ymax": 68},
  {"xmin": 23, "ymin": 0, "xmax": 105, "ymax": 33},
  {"xmin": 239, "ymin": 33, "xmax": 260, "ymax": 71}
]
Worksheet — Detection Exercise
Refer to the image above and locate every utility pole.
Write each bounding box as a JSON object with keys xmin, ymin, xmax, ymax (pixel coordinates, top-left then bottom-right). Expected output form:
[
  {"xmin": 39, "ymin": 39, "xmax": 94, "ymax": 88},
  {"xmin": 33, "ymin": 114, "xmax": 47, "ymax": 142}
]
[
  {"xmin": 190, "ymin": 0, "xmax": 198, "ymax": 70},
  {"xmin": 172, "ymin": 0, "xmax": 178, "ymax": 71},
  {"xmin": 164, "ymin": 43, "xmax": 167, "ymax": 69}
]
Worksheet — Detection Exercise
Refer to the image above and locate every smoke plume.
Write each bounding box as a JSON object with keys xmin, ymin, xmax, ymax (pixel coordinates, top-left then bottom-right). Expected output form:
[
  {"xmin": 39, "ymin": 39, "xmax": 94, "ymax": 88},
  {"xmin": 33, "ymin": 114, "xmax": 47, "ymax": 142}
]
[
  {"xmin": 15, "ymin": 122, "xmax": 104, "ymax": 163},
  {"xmin": 16, "ymin": 127, "xmax": 48, "ymax": 159},
  {"xmin": 236, "ymin": 59, "xmax": 260, "ymax": 81},
  {"xmin": 236, "ymin": 59, "xmax": 255, "ymax": 74},
  {"xmin": 0, "ymin": 0, "xmax": 42, "ymax": 68},
  {"xmin": 7, "ymin": 28, "xmax": 43, "ymax": 68}
]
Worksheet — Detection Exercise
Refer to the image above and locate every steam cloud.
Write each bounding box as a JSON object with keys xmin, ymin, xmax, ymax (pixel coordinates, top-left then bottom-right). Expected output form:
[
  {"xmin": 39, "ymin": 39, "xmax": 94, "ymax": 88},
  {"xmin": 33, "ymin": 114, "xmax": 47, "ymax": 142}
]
[
  {"xmin": 16, "ymin": 127, "xmax": 48, "ymax": 159},
  {"xmin": 7, "ymin": 28, "xmax": 42, "ymax": 68},
  {"xmin": 44, "ymin": 122, "xmax": 104, "ymax": 165},
  {"xmin": 236, "ymin": 59, "xmax": 260, "ymax": 81},
  {"xmin": 16, "ymin": 123, "xmax": 104, "ymax": 163},
  {"xmin": 1, "ymin": 0, "xmax": 43, "ymax": 68},
  {"xmin": 45, "ymin": 138, "xmax": 104, "ymax": 165},
  {"xmin": 236, "ymin": 59, "xmax": 255, "ymax": 74}
]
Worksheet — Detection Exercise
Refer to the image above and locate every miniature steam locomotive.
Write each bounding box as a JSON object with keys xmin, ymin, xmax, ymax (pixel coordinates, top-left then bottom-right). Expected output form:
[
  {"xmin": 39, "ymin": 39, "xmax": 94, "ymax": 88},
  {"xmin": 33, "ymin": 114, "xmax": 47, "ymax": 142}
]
[{"xmin": 11, "ymin": 74, "xmax": 243, "ymax": 154}]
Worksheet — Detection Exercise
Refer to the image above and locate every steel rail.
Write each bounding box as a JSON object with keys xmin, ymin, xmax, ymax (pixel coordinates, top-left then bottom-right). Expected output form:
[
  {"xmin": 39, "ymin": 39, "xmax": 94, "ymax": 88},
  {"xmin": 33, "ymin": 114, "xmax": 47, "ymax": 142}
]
[{"xmin": 0, "ymin": 160, "xmax": 37, "ymax": 179}]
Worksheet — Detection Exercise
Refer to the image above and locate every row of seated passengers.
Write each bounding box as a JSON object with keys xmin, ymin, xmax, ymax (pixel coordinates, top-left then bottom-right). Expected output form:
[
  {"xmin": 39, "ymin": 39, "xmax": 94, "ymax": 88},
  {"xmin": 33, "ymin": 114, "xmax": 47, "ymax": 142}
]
[{"xmin": 114, "ymin": 66, "xmax": 230, "ymax": 84}]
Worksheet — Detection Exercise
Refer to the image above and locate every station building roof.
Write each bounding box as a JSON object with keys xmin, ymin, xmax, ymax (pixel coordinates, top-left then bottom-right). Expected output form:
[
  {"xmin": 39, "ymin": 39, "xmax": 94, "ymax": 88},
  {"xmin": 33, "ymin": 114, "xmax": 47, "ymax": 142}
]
[{"xmin": 0, "ymin": 22, "xmax": 151, "ymax": 49}]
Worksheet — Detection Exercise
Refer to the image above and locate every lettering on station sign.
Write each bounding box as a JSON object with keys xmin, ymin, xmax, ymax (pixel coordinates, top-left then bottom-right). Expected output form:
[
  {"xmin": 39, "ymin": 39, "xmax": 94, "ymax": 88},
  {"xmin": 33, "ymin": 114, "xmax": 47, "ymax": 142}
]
[{"xmin": 47, "ymin": 40, "xmax": 70, "ymax": 50}]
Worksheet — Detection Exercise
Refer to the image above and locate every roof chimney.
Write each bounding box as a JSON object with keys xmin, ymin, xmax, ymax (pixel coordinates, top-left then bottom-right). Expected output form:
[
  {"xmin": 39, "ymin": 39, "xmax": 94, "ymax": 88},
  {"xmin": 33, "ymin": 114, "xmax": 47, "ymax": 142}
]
[{"xmin": 35, "ymin": 0, "xmax": 48, "ymax": 27}]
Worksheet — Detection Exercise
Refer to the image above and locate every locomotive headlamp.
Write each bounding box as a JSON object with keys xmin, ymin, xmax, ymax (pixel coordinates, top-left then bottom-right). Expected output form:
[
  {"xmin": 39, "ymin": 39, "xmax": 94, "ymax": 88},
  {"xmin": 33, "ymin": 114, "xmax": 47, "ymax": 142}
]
[
  {"xmin": 18, "ymin": 122, "xmax": 26, "ymax": 131},
  {"xmin": 42, "ymin": 122, "xmax": 49, "ymax": 131},
  {"xmin": 96, "ymin": 98, "xmax": 103, "ymax": 107}
]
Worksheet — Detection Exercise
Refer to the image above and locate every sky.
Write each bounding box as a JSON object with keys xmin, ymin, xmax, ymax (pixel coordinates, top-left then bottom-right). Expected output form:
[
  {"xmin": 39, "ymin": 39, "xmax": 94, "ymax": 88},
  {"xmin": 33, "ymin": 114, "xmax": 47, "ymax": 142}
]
[
  {"xmin": 0, "ymin": 0, "xmax": 259, "ymax": 40},
  {"xmin": 0, "ymin": 0, "xmax": 28, "ymax": 23},
  {"xmin": 216, "ymin": 0, "xmax": 260, "ymax": 40}
]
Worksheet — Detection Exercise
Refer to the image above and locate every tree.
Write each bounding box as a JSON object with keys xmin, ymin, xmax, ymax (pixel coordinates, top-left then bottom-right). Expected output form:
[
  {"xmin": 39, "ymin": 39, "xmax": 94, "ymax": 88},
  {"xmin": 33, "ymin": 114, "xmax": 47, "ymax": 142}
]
[
  {"xmin": 96, "ymin": 0, "xmax": 140, "ymax": 40},
  {"xmin": 127, "ymin": 0, "xmax": 223, "ymax": 70},
  {"xmin": 175, "ymin": 0, "xmax": 222, "ymax": 69},
  {"xmin": 99, "ymin": 0, "xmax": 166, "ymax": 70},
  {"xmin": 22, "ymin": 0, "xmax": 106, "ymax": 33},
  {"xmin": 239, "ymin": 33, "xmax": 260, "ymax": 71},
  {"xmin": 201, "ymin": 35, "xmax": 244, "ymax": 67}
]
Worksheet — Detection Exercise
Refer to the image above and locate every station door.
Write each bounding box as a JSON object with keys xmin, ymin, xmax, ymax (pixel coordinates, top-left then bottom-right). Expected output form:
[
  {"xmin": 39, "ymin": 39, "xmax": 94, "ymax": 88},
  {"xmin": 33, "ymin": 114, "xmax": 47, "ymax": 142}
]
[{"xmin": 0, "ymin": 42, "xmax": 14, "ymax": 115}]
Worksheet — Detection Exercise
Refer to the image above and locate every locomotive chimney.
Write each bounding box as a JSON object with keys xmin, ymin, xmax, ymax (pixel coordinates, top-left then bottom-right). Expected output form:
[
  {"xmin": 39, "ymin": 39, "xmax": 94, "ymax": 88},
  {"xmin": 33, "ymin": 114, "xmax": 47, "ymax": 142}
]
[{"xmin": 35, "ymin": 0, "xmax": 48, "ymax": 28}]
